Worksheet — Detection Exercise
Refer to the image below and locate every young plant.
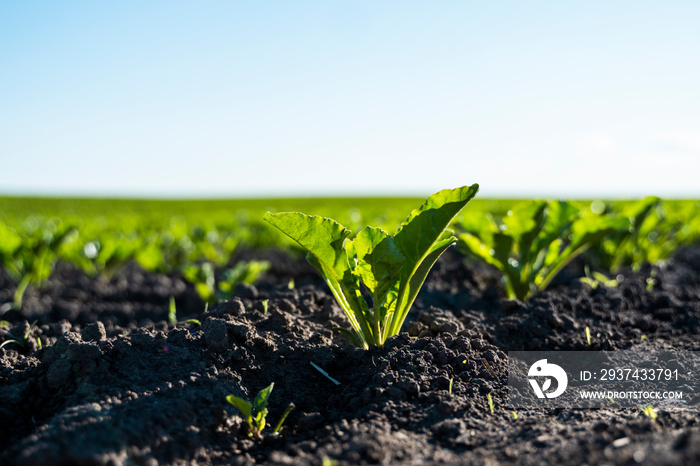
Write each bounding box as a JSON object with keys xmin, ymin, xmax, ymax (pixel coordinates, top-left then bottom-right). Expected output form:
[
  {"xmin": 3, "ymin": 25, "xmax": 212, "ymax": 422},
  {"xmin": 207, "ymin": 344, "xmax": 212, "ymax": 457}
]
[
  {"xmin": 184, "ymin": 260, "xmax": 270, "ymax": 303},
  {"xmin": 458, "ymin": 200, "xmax": 627, "ymax": 301},
  {"xmin": 593, "ymin": 197, "xmax": 682, "ymax": 272},
  {"xmin": 579, "ymin": 265, "xmax": 619, "ymax": 290},
  {"xmin": 183, "ymin": 262, "xmax": 216, "ymax": 302},
  {"xmin": 217, "ymin": 260, "xmax": 270, "ymax": 298},
  {"xmin": 642, "ymin": 404, "xmax": 658, "ymax": 420},
  {"xmin": 226, "ymin": 383, "xmax": 293, "ymax": 437},
  {"xmin": 646, "ymin": 269, "xmax": 657, "ymax": 292},
  {"xmin": 0, "ymin": 220, "xmax": 76, "ymax": 311},
  {"xmin": 263, "ymin": 185, "xmax": 479, "ymax": 349},
  {"xmin": 0, "ymin": 321, "xmax": 40, "ymax": 351},
  {"xmin": 168, "ymin": 296, "xmax": 201, "ymax": 327}
]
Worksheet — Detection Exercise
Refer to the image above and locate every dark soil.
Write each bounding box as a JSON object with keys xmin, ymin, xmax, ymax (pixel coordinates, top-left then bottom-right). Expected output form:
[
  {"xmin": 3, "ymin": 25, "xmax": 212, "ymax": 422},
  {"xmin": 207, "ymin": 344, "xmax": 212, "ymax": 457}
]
[{"xmin": 1, "ymin": 246, "xmax": 699, "ymax": 465}]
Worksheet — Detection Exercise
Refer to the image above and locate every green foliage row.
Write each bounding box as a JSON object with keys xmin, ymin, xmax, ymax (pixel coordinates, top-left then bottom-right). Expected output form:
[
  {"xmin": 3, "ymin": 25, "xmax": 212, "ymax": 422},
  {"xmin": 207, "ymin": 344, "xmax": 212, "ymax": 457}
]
[
  {"xmin": 0, "ymin": 195, "xmax": 699, "ymax": 312},
  {"xmin": 457, "ymin": 197, "xmax": 700, "ymax": 300}
]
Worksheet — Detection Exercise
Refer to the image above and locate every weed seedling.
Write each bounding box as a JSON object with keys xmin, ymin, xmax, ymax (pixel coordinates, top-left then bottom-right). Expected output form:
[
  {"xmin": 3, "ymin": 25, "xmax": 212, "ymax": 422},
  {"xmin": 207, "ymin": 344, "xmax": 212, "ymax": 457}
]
[
  {"xmin": 262, "ymin": 299, "xmax": 269, "ymax": 314},
  {"xmin": 487, "ymin": 393, "xmax": 495, "ymax": 413},
  {"xmin": 585, "ymin": 327, "xmax": 591, "ymax": 346},
  {"xmin": 512, "ymin": 411, "xmax": 518, "ymax": 420},
  {"xmin": 448, "ymin": 377, "xmax": 454, "ymax": 394},
  {"xmin": 264, "ymin": 185, "xmax": 479, "ymax": 349}
]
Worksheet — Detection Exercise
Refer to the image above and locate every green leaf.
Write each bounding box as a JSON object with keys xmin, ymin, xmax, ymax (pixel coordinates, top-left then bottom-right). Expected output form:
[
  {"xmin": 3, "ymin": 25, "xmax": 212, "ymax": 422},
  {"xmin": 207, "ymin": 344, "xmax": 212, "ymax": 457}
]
[
  {"xmin": 265, "ymin": 212, "xmax": 374, "ymax": 348},
  {"xmin": 387, "ymin": 236, "xmax": 454, "ymax": 337},
  {"xmin": 458, "ymin": 233, "xmax": 501, "ymax": 269},
  {"xmin": 253, "ymin": 383, "xmax": 274, "ymax": 413},
  {"xmin": 392, "ymin": 184, "xmax": 479, "ymax": 330},
  {"xmin": 332, "ymin": 326, "xmax": 362, "ymax": 347},
  {"xmin": 263, "ymin": 213, "xmax": 353, "ymax": 283},
  {"xmin": 349, "ymin": 226, "xmax": 404, "ymax": 318},
  {"xmin": 0, "ymin": 221, "xmax": 22, "ymax": 259},
  {"xmin": 254, "ymin": 407, "xmax": 268, "ymax": 432},
  {"xmin": 168, "ymin": 296, "xmax": 177, "ymax": 325},
  {"xmin": 501, "ymin": 201, "xmax": 546, "ymax": 240},
  {"xmin": 226, "ymin": 395, "xmax": 253, "ymax": 426}
]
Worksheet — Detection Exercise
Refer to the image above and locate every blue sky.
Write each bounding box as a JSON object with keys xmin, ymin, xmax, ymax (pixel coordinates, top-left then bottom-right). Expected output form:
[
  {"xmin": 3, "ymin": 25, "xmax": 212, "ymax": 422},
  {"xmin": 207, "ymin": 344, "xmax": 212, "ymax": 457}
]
[{"xmin": 1, "ymin": 1, "xmax": 699, "ymax": 198}]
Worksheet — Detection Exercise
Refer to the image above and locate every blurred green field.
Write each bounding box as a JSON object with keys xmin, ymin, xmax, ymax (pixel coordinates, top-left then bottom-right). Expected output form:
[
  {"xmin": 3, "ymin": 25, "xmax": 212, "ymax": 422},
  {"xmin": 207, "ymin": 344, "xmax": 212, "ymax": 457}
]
[
  {"xmin": 1, "ymin": 195, "xmax": 699, "ymax": 311},
  {"xmin": 0, "ymin": 196, "xmax": 521, "ymax": 229}
]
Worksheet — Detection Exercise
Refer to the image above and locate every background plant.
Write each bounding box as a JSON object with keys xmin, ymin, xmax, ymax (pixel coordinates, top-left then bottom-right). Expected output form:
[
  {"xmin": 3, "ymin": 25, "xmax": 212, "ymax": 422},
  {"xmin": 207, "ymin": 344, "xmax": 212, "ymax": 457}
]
[
  {"xmin": 591, "ymin": 197, "xmax": 688, "ymax": 272},
  {"xmin": 0, "ymin": 218, "xmax": 75, "ymax": 311},
  {"xmin": 458, "ymin": 200, "xmax": 628, "ymax": 301},
  {"xmin": 183, "ymin": 260, "xmax": 270, "ymax": 303}
]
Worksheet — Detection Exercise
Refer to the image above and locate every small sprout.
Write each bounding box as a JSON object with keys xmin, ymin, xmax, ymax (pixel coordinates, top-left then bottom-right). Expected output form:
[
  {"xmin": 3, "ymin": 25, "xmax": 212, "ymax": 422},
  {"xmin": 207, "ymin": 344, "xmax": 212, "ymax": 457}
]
[
  {"xmin": 646, "ymin": 269, "xmax": 657, "ymax": 292},
  {"xmin": 448, "ymin": 377, "xmax": 454, "ymax": 394},
  {"xmin": 607, "ymin": 397, "xmax": 615, "ymax": 404},
  {"xmin": 262, "ymin": 299, "xmax": 269, "ymax": 314},
  {"xmin": 580, "ymin": 266, "xmax": 619, "ymax": 289},
  {"xmin": 512, "ymin": 411, "xmax": 518, "ymax": 420},
  {"xmin": 218, "ymin": 260, "xmax": 270, "ymax": 299},
  {"xmin": 287, "ymin": 278, "xmax": 295, "ymax": 290},
  {"xmin": 0, "ymin": 338, "xmax": 24, "ymax": 350},
  {"xmin": 487, "ymin": 393, "xmax": 495, "ymax": 413},
  {"xmin": 226, "ymin": 383, "xmax": 275, "ymax": 438},
  {"xmin": 168, "ymin": 296, "xmax": 177, "ymax": 325},
  {"xmin": 273, "ymin": 402, "xmax": 295, "ymax": 434},
  {"xmin": 168, "ymin": 296, "xmax": 201, "ymax": 328},
  {"xmin": 585, "ymin": 327, "xmax": 591, "ymax": 346},
  {"xmin": 183, "ymin": 262, "xmax": 216, "ymax": 303},
  {"xmin": 1, "ymin": 320, "xmax": 38, "ymax": 351},
  {"xmin": 226, "ymin": 383, "xmax": 293, "ymax": 438},
  {"xmin": 641, "ymin": 335, "xmax": 647, "ymax": 341},
  {"xmin": 642, "ymin": 404, "xmax": 657, "ymax": 420},
  {"xmin": 322, "ymin": 458, "xmax": 339, "ymax": 466}
]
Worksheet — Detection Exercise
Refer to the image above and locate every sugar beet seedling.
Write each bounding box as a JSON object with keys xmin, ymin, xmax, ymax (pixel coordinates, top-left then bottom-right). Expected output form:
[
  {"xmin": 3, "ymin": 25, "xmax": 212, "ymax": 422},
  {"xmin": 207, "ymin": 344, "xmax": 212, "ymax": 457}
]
[
  {"xmin": 264, "ymin": 185, "xmax": 479, "ymax": 349},
  {"xmin": 458, "ymin": 200, "xmax": 627, "ymax": 301},
  {"xmin": 226, "ymin": 383, "xmax": 294, "ymax": 438}
]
